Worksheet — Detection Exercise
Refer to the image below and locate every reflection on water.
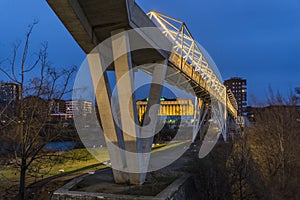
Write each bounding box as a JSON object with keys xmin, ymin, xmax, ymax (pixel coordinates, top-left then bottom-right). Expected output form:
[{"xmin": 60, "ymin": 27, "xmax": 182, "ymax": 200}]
[{"xmin": 44, "ymin": 141, "xmax": 76, "ymax": 151}]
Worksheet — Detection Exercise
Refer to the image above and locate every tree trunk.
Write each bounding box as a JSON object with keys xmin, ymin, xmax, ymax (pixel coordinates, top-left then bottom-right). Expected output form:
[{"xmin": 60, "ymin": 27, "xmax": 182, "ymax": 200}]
[{"xmin": 19, "ymin": 158, "xmax": 26, "ymax": 200}]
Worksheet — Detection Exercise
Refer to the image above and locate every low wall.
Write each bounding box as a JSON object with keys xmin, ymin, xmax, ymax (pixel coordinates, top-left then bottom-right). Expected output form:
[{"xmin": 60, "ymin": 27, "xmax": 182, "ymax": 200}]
[{"xmin": 51, "ymin": 173, "xmax": 198, "ymax": 200}]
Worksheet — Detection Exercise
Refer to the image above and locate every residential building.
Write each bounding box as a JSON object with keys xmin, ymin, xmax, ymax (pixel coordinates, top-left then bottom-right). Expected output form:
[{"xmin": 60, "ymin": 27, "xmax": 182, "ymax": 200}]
[
  {"xmin": 0, "ymin": 82, "xmax": 22, "ymax": 119},
  {"xmin": 224, "ymin": 77, "xmax": 247, "ymax": 116},
  {"xmin": 66, "ymin": 100, "xmax": 93, "ymax": 118}
]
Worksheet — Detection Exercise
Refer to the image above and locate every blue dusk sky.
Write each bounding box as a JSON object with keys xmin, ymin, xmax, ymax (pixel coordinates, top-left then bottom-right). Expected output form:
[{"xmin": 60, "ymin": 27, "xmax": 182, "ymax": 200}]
[{"xmin": 0, "ymin": 0, "xmax": 300, "ymax": 104}]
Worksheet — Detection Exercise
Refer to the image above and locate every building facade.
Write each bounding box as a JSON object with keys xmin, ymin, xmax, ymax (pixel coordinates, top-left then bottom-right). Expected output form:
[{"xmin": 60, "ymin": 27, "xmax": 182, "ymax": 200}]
[
  {"xmin": 224, "ymin": 77, "xmax": 247, "ymax": 116},
  {"xmin": 49, "ymin": 100, "xmax": 93, "ymax": 120},
  {"xmin": 136, "ymin": 98, "xmax": 194, "ymax": 123},
  {"xmin": 66, "ymin": 100, "xmax": 93, "ymax": 118},
  {"xmin": 0, "ymin": 82, "xmax": 22, "ymax": 119}
]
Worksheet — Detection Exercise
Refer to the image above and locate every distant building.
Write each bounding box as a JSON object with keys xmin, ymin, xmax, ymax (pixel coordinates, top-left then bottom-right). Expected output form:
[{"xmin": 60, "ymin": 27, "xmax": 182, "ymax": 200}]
[
  {"xmin": 224, "ymin": 77, "xmax": 247, "ymax": 116},
  {"xmin": 136, "ymin": 98, "xmax": 194, "ymax": 123},
  {"xmin": 49, "ymin": 99, "xmax": 66, "ymax": 114},
  {"xmin": 49, "ymin": 100, "xmax": 93, "ymax": 120},
  {"xmin": 66, "ymin": 100, "xmax": 93, "ymax": 118},
  {"xmin": 49, "ymin": 99, "xmax": 69, "ymax": 120},
  {"xmin": 0, "ymin": 82, "xmax": 22, "ymax": 119}
]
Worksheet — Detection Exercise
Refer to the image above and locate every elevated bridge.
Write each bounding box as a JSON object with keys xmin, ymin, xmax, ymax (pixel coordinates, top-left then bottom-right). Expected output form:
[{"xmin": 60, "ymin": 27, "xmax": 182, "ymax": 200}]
[{"xmin": 47, "ymin": 0, "xmax": 238, "ymax": 185}]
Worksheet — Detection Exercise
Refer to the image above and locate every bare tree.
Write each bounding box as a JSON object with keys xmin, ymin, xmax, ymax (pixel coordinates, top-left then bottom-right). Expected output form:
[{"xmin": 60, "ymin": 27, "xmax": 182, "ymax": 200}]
[
  {"xmin": 246, "ymin": 91, "xmax": 300, "ymax": 199},
  {"xmin": 227, "ymin": 133, "xmax": 255, "ymax": 200},
  {"xmin": 0, "ymin": 22, "xmax": 76, "ymax": 199}
]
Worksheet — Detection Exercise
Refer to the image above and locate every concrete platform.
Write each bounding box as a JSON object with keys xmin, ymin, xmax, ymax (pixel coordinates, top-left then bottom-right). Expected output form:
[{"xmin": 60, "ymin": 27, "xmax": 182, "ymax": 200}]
[{"xmin": 51, "ymin": 168, "xmax": 198, "ymax": 200}]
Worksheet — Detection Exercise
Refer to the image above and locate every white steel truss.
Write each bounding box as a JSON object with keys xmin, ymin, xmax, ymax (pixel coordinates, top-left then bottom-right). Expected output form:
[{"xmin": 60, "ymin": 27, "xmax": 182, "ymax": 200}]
[{"xmin": 147, "ymin": 11, "xmax": 237, "ymax": 117}]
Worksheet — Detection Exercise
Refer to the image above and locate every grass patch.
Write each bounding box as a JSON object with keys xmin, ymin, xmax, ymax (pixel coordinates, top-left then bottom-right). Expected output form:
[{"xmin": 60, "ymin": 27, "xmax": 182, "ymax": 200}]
[
  {"xmin": 0, "ymin": 141, "xmax": 183, "ymax": 195},
  {"xmin": 0, "ymin": 148, "xmax": 109, "ymax": 193}
]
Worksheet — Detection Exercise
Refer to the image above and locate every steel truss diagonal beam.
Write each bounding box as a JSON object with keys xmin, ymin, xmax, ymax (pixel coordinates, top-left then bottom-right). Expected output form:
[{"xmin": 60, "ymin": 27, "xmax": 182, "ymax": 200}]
[{"xmin": 147, "ymin": 11, "xmax": 238, "ymax": 117}]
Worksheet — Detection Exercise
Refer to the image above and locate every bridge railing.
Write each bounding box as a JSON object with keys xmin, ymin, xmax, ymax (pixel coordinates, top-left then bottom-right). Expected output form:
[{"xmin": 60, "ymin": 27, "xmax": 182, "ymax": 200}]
[
  {"xmin": 169, "ymin": 53, "xmax": 237, "ymax": 117},
  {"xmin": 148, "ymin": 11, "xmax": 237, "ymax": 118}
]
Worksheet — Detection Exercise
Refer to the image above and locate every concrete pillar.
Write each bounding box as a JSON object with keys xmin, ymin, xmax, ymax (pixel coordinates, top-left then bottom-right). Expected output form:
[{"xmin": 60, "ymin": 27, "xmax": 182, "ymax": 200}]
[
  {"xmin": 193, "ymin": 97, "xmax": 201, "ymax": 141},
  {"xmin": 111, "ymin": 29, "xmax": 143, "ymax": 184},
  {"xmin": 199, "ymin": 103, "xmax": 209, "ymax": 141},
  {"xmin": 89, "ymin": 29, "xmax": 168, "ymax": 185},
  {"xmin": 193, "ymin": 98, "xmax": 209, "ymax": 141},
  {"xmin": 87, "ymin": 52, "xmax": 129, "ymax": 183},
  {"xmin": 140, "ymin": 61, "xmax": 167, "ymax": 177}
]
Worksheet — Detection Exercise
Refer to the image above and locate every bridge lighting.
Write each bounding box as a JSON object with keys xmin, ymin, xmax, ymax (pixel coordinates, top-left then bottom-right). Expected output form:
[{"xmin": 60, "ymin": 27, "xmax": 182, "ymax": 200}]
[{"xmin": 147, "ymin": 11, "xmax": 238, "ymax": 117}]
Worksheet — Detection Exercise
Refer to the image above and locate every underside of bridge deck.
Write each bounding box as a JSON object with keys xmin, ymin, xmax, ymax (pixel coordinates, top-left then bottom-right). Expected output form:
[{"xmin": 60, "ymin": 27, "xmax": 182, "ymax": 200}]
[{"xmin": 47, "ymin": 0, "xmax": 170, "ymax": 64}]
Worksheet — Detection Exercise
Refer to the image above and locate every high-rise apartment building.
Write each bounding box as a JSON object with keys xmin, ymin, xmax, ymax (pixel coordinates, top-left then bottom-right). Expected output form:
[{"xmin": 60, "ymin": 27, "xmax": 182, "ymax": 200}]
[
  {"xmin": 224, "ymin": 78, "xmax": 247, "ymax": 116},
  {"xmin": 0, "ymin": 82, "xmax": 22, "ymax": 118}
]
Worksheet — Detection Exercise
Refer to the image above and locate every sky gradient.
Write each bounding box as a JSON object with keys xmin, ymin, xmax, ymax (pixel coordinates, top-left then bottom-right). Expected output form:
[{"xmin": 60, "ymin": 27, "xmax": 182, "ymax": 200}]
[{"xmin": 0, "ymin": 0, "xmax": 299, "ymax": 104}]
